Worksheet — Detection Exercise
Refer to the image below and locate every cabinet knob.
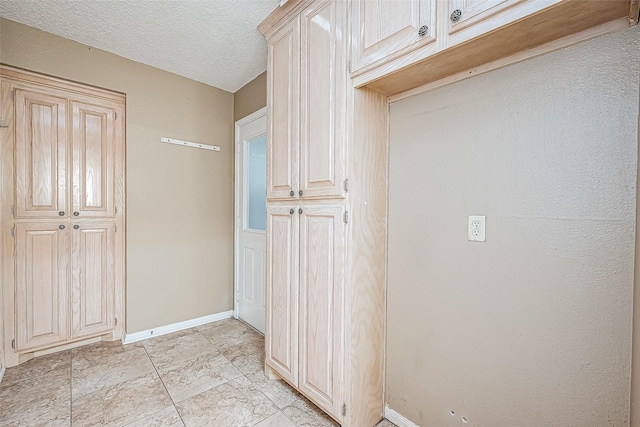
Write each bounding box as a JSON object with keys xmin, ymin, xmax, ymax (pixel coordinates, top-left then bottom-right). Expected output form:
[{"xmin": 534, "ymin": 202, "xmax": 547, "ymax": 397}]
[
  {"xmin": 298, "ymin": 190, "xmax": 303, "ymax": 197},
  {"xmin": 73, "ymin": 225, "xmax": 79, "ymax": 230},
  {"xmin": 290, "ymin": 190, "xmax": 295, "ymax": 197},
  {"xmin": 298, "ymin": 208, "xmax": 303, "ymax": 214},
  {"xmin": 418, "ymin": 25, "xmax": 429, "ymax": 37},
  {"xmin": 290, "ymin": 208, "xmax": 295, "ymax": 215},
  {"xmin": 59, "ymin": 225, "xmax": 65, "ymax": 230},
  {"xmin": 73, "ymin": 211, "xmax": 79, "ymax": 216},
  {"xmin": 58, "ymin": 211, "xmax": 65, "ymax": 216},
  {"xmin": 450, "ymin": 9, "xmax": 462, "ymax": 23}
]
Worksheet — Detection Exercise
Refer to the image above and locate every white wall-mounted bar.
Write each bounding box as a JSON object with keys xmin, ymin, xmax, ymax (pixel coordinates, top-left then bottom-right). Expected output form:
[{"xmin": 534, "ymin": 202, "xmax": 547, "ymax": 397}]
[{"xmin": 160, "ymin": 137, "xmax": 221, "ymax": 152}]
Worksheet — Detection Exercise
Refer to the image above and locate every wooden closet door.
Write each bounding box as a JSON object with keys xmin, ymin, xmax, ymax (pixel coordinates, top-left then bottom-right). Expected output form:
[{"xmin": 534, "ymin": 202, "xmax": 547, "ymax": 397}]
[
  {"xmin": 14, "ymin": 89, "xmax": 68, "ymax": 219},
  {"xmin": 265, "ymin": 206, "xmax": 299, "ymax": 385},
  {"xmin": 71, "ymin": 101, "xmax": 116, "ymax": 218},
  {"xmin": 267, "ymin": 18, "xmax": 300, "ymax": 201},
  {"xmin": 71, "ymin": 221, "xmax": 115, "ymax": 339},
  {"xmin": 299, "ymin": 0, "xmax": 347, "ymax": 200},
  {"xmin": 15, "ymin": 223, "xmax": 69, "ymax": 352},
  {"xmin": 298, "ymin": 205, "xmax": 345, "ymax": 419}
]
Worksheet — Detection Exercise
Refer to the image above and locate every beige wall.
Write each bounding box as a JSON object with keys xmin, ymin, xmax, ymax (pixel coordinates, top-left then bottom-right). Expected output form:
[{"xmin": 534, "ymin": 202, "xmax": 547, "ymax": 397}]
[
  {"xmin": 387, "ymin": 26, "xmax": 640, "ymax": 427},
  {"xmin": 233, "ymin": 71, "xmax": 266, "ymax": 122},
  {"xmin": 0, "ymin": 18, "xmax": 235, "ymax": 333}
]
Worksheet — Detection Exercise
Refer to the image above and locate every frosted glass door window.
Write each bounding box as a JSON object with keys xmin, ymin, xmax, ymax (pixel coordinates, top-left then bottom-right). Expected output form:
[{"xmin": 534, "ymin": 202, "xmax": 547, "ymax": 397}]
[{"xmin": 246, "ymin": 134, "xmax": 267, "ymax": 231}]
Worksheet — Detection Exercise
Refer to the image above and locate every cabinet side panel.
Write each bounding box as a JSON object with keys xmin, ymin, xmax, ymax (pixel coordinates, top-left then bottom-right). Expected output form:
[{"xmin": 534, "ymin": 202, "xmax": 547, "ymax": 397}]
[{"xmin": 347, "ymin": 87, "xmax": 389, "ymax": 426}]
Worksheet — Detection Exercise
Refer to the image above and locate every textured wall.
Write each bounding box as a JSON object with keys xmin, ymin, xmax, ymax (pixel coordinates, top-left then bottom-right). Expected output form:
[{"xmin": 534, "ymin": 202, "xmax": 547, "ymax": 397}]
[
  {"xmin": 387, "ymin": 25, "xmax": 640, "ymax": 427},
  {"xmin": 234, "ymin": 71, "xmax": 267, "ymax": 122},
  {"xmin": 0, "ymin": 18, "xmax": 235, "ymax": 333}
]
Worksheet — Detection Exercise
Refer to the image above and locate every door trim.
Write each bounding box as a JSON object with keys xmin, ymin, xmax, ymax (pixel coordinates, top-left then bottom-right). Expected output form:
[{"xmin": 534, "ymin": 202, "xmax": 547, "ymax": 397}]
[{"xmin": 234, "ymin": 107, "xmax": 268, "ymax": 320}]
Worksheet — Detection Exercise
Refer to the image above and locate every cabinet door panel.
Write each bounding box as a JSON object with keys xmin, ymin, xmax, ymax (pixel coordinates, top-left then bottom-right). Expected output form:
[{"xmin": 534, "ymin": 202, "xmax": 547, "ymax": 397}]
[
  {"xmin": 298, "ymin": 205, "xmax": 344, "ymax": 418},
  {"xmin": 72, "ymin": 101, "xmax": 116, "ymax": 217},
  {"xmin": 267, "ymin": 19, "xmax": 300, "ymax": 201},
  {"xmin": 15, "ymin": 223, "xmax": 69, "ymax": 351},
  {"xmin": 71, "ymin": 222, "xmax": 115, "ymax": 339},
  {"xmin": 15, "ymin": 89, "xmax": 68, "ymax": 219},
  {"xmin": 299, "ymin": 0, "xmax": 347, "ymax": 199},
  {"xmin": 352, "ymin": 0, "xmax": 436, "ymax": 73},
  {"xmin": 265, "ymin": 206, "xmax": 299, "ymax": 385}
]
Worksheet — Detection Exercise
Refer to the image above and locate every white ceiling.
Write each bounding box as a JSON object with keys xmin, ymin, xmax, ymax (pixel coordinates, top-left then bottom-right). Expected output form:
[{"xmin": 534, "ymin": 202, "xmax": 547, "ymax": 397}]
[{"xmin": 0, "ymin": 0, "xmax": 280, "ymax": 92}]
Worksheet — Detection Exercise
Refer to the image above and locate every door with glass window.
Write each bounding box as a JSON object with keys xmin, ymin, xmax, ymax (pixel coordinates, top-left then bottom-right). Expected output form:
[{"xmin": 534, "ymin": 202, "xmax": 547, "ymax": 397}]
[{"xmin": 235, "ymin": 110, "xmax": 267, "ymax": 333}]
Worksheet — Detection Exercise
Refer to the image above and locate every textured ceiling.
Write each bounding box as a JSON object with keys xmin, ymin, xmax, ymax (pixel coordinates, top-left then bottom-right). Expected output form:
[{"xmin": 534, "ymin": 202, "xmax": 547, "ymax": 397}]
[{"xmin": 0, "ymin": 0, "xmax": 280, "ymax": 92}]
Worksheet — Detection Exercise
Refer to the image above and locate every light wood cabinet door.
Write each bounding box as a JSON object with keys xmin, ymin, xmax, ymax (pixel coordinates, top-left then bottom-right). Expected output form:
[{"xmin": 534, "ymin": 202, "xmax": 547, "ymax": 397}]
[
  {"xmin": 71, "ymin": 101, "xmax": 117, "ymax": 218},
  {"xmin": 15, "ymin": 223, "xmax": 69, "ymax": 352},
  {"xmin": 14, "ymin": 89, "xmax": 68, "ymax": 219},
  {"xmin": 71, "ymin": 221, "xmax": 115, "ymax": 339},
  {"xmin": 267, "ymin": 18, "xmax": 300, "ymax": 201},
  {"xmin": 299, "ymin": 0, "xmax": 347, "ymax": 200},
  {"xmin": 351, "ymin": 0, "xmax": 436, "ymax": 74},
  {"xmin": 265, "ymin": 206, "xmax": 299, "ymax": 385},
  {"xmin": 298, "ymin": 205, "xmax": 345, "ymax": 418},
  {"xmin": 446, "ymin": 0, "xmax": 553, "ymax": 46}
]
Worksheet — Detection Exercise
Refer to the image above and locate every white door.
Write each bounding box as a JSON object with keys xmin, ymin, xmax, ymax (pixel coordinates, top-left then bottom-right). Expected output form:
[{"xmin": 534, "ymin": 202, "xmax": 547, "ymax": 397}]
[{"xmin": 235, "ymin": 108, "xmax": 267, "ymax": 333}]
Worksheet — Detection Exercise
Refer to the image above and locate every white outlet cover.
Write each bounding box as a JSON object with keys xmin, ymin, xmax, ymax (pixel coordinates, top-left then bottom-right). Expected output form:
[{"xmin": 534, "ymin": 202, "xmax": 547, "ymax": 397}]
[{"xmin": 468, "ymin": 215, "xmax": 486, "ymax": 242}]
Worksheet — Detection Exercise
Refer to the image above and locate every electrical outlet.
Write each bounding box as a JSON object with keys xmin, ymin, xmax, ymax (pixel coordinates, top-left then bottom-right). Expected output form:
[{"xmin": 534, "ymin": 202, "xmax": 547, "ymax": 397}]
[{"xmin": 468, "ymin": 215, "xmax": 486, "ymax": 242}]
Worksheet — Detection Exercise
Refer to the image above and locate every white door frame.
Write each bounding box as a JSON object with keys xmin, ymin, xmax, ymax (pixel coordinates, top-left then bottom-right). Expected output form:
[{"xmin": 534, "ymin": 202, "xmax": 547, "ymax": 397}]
[{"xmin": 233, "ymin": 106, "xmax": 267, "ymax": 322}]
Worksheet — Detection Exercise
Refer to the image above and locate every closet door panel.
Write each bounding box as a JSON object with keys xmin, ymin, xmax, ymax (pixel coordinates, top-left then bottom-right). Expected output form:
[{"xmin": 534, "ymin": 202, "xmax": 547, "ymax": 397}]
[
  {"xmin": 15, "ymin": 223, "xmax": 69, "ymax": 351},
  {"xmin": 71, "ymin": 221, "xmax": 115, "ymax": 339},
  {"xmin": 71, "ymin": 101, "xmax": 116, "ymax": 218},
  {"xmin": 298, "ymin": 205, "xmax": 344, "ymax": 419},
  {"xmin": 14, "ymin": 89, "xmax": 68, "ymax": 219},
  {"xmin": 267, "ymin": 18, "xmax": 300, "ymax": 201},
  {"xmin": 299, "ymin": 0, "xmax": 347, "ymax": 199}
]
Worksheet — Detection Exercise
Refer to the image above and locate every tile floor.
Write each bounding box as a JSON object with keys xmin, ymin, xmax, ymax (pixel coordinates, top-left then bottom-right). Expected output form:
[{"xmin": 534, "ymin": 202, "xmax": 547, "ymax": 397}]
[{"xmin": 0, "ymin": 318, "xmax": 397, "ymax": 427}]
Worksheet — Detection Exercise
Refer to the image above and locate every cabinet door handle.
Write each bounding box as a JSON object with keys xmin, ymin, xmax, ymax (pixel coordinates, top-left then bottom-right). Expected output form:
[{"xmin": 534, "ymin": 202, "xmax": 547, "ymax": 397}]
[
  {"xmin": 290, "ymin": 190, "xmax": 295, "ymax": 197},
  {"xmin": 298, "ymin": 190, "xmax": 303, "ymax": 197},
  {"xmin": 59, "ymin": 225, "xmax": 65, "ymax": 230},
  {"xmin": 73, "ymin": 225, "xmax": 79, "ymax": 230},
  {"xmin": 73, "ymin": 211, "xmax": 79, "ymax": 216},
  {"xmin": 298, "ymin": 208, "xmax": 303, "ymax": 214},
  {"xmin": 450, "ymin": 9, "xmax": 462, "ymax": 22},
  {"xmin": 418, "ymin": 25, "xmax": 428, "ymax": 37},
  {"xmin": 58, "ymin": 211, "xmax": 65, "ymax": 216},
  {"xmin": 289, "ymin": 208, "xmax": 295, "ymax": 215}
]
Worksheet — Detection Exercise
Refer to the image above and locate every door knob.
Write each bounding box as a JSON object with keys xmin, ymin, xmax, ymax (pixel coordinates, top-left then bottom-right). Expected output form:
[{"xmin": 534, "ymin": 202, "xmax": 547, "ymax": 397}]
[
  {"xmin": 298, "ymin": 190, "xmax": 303, "ymax": 197},
  {"xmin": 58, "ymin": 211, "xmax": 65, "ymax": 216},
  {"xmin": 418, "ymin": 25, "xmax": 428, "ymax": 37},
  {"xmin": 290, "ymin": 190, "xmax": 295, "ymax": 197},
  {"xmin": 73, "ymin": 211, "xmax": 79, "ymax": 216},
  {"xmin": 73, "ymin": 225, "xmax": 79, "ymax": 230},
  {"xmin": 450, "ymin": 9, "xmax": 462, "ymax": 22},
  {"xmin": 59, "ymin": 225, "xmax": 65, "ymax": 230},
  {"xmin": 298, "ymin": 208, "xmax": 303, "ymax": 214},
  {"xmin": 289, "ymin": 209, "xmax": 294, "ymax": 215}
]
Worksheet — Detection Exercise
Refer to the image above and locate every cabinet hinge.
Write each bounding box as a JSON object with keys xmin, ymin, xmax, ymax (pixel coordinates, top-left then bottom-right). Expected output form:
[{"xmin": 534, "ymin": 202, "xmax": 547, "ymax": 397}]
[
  {"xmin": 115, "ymin": 317, "xmax": 118, "ymax": 326},
  {"xmin": 348, "ymin": 60, "xmax": 351, "ymax": 73},
  {"xmin": 344, "ymin": 179, "xmax": 349, "ymax": 192},
  {"xmin": 343, "ymin": 211, "xmax": 349, "ymax": 224},
  {"xmin": 11, "ymin": 339, "xmax": 15, "ymax": 349},
  {"xmin": 10, "ymin": 205, "xmax": 14, "ymax": 216},
  {"xmin": 114, "ymin": 225, "xmax": 117, "ymax": 233},
  {"xmin": 115, "ymin": 206, "xmax": 118, "ymax": 214},
  {"xmin": 9, "ymin": 91, "xmax": 14, "ymax": 101},
  {"xmin": 114, "ymin": 112, "xmax": 117, "ymax": 120},
  {"xmin": 10, "ymin": 226, "xmax": 14, "ymax": 237},
  {"xmin": 342, "ymin": 403, "xmax": 346, "ymax": 416}
]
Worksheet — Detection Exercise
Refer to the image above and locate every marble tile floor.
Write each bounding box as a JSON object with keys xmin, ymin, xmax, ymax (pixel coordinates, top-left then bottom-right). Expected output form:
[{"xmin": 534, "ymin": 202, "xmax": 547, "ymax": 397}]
[{"xmin": 0, "ymin": 318, "xmax": 397, "ymax": 427}]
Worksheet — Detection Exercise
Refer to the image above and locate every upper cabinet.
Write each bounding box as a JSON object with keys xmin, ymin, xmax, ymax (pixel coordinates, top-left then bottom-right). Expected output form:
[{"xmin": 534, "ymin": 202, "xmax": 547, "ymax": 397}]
[
  {"xmin": 267, "ymin": 0, "xmax": 347, "ymax": 201},
  {"xmin": 352, "ymin": 0, "xmax": 636, "ymax": 96},
  {"xmin": 351, "ymin": 0, "xmax": 436, "ymax": 76}
]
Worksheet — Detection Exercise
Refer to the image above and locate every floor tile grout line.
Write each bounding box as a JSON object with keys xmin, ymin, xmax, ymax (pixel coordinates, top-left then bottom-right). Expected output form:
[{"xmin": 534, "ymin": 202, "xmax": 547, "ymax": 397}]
[{"xmin": 140, "ymin": 341, "xmax": 189, "ymax": 427}]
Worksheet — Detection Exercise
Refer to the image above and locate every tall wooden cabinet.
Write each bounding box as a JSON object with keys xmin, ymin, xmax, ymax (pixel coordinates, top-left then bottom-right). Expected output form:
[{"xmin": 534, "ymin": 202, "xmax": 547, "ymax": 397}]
[
  {"xmin": 261, "ymin": 1, "xmax": 389, "ymax": 425},
  {"xmin": 1, "ymin": 66, "xmax": 125, "ymax": 367}
]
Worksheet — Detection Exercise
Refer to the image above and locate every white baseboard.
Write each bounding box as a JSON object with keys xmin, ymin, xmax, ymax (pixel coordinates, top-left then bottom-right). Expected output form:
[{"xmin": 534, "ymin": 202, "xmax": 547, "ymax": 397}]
[
  {"xmin": 385, "ymin": 406, "xmax": 420, "ymax": 427},
  {"xmin": 0, "ymin": 365, "xmax": 5, "ymax": 384},
  {"xmin": 122, "ymin": 310, "xmax": 233, "ymax": 345}
]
